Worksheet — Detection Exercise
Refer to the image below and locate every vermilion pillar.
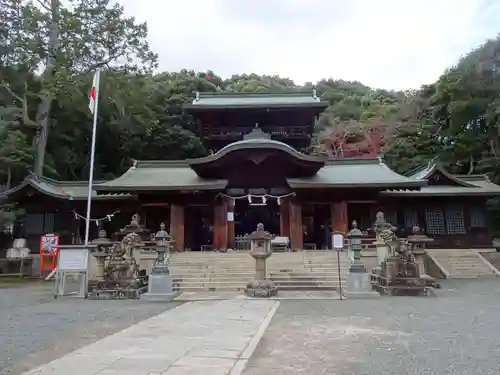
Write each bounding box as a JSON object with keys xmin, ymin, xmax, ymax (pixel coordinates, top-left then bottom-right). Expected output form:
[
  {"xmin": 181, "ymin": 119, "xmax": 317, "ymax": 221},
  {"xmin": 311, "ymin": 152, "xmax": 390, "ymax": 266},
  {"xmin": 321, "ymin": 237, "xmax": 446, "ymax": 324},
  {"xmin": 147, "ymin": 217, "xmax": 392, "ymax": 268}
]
[
  {"xmin": 289, "ymin": 201, "xmax": 303, "ymax": 250},
  {"xmin": 170, "ymin": 204, "xmax": 185, "ymax": 251},
  {"xmin": 226, "ymin": 199, "xmax": 235, "ymax": 249},
  {"xmin": 213, "ymin": 200, "xmax": 228, "ymax": 250},
  {"xmin": 279, "ymin": 198, "xmax": 291, "ymax": 238},
  {"xmin": 331, "ymin": 201, "xmax": 348, "ymax": 234}
]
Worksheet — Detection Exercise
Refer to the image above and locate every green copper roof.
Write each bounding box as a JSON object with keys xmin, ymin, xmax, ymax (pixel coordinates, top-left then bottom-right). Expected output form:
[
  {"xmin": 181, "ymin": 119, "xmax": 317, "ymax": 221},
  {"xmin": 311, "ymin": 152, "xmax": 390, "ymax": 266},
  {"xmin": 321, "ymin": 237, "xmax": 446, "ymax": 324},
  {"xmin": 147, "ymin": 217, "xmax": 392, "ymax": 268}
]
[
  {"xmin": 95, "ymin": 161, "xmax": 228, "ymax": 192},
  {"xmin": 2, "ymin": 174, "xmax": 131, "ymax": 200},
  {"xmin": 287, "ymin": 158, "xmax": 424, "ymax": 189},
  {"xmin": 184, "ymin": 91, "xmax": 329, "ymax": 109},
  {"xmin": 11, "ymin": 159, "xmax": 500, "ymax": 198},
  {"xmin": 382, "ymin": 167, "xmax": 500, "ymax": 196},
  {"xmin": 407, "ymin": 163, "xmax": 475, "ymax": 187}
]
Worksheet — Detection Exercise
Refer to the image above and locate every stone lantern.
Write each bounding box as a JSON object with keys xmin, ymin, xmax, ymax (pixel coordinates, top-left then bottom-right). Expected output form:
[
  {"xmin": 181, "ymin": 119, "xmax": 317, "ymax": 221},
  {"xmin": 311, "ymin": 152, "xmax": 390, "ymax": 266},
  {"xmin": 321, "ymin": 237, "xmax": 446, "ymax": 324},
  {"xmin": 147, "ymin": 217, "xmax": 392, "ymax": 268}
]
[
  {"xmin": 407, "ymin": 225, "xmax": 434, "ymax": 279},
  {"xmin": 89, "ymin": 230, "xmax": 112, "ymax": 281},
  {"xmin": 142, "ymin": 223, "xmax": 175, "ymax": 302},
  {"xmin": 348, "ymin": 220, "xmax": 366, "ymax": 273},
  {"xmin": 346, "ymin": 220, "xmax": 379, "ymax": 299},
  {"xmin": 151, "ymin": 222, "xmax": 171, "ymax": 275},
  {"xmin": 244, "ymin": 223, "xmax": 278, "ymax": 297}
]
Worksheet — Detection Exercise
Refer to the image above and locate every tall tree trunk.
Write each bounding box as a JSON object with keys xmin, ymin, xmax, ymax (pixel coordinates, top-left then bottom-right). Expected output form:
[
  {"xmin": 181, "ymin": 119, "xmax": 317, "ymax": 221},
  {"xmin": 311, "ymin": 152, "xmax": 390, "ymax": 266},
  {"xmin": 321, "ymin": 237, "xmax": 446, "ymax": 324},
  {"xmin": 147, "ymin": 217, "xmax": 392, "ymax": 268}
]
[
  {"xmin": 6, "ymin": 167, "xmax": 11, "ymax": 190},
  {"xmin": 34, "ymin": 0, "xmax": 59, "ymax": 176}
]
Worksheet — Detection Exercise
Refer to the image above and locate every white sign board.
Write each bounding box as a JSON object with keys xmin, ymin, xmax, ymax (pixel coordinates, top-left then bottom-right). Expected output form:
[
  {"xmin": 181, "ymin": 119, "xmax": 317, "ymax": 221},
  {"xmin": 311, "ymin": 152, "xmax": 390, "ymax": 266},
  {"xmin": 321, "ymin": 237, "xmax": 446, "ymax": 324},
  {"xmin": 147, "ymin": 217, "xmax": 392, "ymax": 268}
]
[
  {"xmin": 227, "ymin": 212, "xmax": 234, "ymax": 222},
  {"xmin": 58, "ymin": 248, "xmax": 89, "ymax": 271},
  {"xmin": 331, "ymin": 233, "xmax": 344, "ymax": 250}
]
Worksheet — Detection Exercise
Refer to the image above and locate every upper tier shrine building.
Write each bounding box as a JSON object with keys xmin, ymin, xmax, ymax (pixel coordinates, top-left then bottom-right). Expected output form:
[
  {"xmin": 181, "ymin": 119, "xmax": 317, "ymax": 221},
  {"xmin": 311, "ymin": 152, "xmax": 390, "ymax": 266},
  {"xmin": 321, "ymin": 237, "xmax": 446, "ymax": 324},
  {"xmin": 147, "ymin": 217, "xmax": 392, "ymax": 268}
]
[{"xmin": 3, "ymin": 91, "xmax": 500, "ymax": 251}]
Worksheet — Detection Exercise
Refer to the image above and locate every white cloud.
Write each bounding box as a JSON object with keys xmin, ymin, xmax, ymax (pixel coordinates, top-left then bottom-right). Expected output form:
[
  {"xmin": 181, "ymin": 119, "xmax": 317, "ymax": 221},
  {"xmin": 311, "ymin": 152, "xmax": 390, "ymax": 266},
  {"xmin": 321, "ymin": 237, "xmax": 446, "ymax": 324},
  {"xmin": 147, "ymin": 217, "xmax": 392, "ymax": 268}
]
[{"xmin": 117, "ymin": 0, "xmax": 500, "ymax": 90}]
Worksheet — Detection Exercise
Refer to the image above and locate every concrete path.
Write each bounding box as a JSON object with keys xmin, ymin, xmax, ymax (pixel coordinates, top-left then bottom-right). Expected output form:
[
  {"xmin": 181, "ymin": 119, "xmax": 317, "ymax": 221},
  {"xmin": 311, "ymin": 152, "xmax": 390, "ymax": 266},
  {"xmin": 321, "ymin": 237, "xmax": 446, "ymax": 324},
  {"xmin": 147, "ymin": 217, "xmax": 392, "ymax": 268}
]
[{"xmin": 22, "ymin": 300, "xmax": 279, "ymax": 375}]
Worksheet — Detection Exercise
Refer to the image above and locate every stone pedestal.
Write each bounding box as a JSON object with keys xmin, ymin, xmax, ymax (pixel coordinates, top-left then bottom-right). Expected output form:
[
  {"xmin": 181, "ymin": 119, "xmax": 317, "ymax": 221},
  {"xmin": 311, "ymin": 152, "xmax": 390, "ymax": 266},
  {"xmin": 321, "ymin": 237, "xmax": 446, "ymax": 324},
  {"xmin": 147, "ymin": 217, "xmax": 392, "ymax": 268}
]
[
  {"xmin": 142, "ymin": 273, "xmax": 176, "ymax": 302},
  {"xmin": 374, "ymin": 239, "xmax": 389, "ymax": 265},
  {"xmin": 142, "ymin": 223, "xmax": 177, "ymax": 302},
  {"xmin": 345, "ymin": 272, "xmax": 380, "ymax": 299},
  {"xmin": 346, "ymin": 261, "xmax": 379, "ymax": 299},
  {"xmin": 90, "ymin": 252, "xmax": 107, "ymax": 281}
]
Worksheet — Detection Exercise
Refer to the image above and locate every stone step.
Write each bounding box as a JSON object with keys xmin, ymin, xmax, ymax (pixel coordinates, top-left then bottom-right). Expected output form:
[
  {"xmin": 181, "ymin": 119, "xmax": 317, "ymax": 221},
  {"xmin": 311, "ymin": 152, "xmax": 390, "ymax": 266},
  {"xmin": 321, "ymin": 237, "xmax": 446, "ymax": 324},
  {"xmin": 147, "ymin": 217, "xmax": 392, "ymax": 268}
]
[
  {"xmin": 173, "ymin": 284, "xmax": 343, "ymax": 292},
  {"xmin": 172, "ymin": 273, "xmax": 346, "ymax": 280},
  {"xmin": 174, "ymin": 285, "xmax": 342, "ymax": 292},
  {"xmin": 172, "ymin": 275, "xmax": 346, "ymax": 283},
  {"xmin": 426, "ymin": 248, "xmax": 498, "ymax": 278}
]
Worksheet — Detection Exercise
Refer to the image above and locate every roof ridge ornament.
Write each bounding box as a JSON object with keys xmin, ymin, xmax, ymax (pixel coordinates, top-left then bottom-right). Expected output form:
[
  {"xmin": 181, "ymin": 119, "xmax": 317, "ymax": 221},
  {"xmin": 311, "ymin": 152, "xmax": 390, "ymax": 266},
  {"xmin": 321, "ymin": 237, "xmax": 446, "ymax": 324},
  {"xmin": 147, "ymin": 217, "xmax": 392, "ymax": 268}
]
[{"xmin": 243, "ymin": 124, "xmax": 271, "ymax": 140}]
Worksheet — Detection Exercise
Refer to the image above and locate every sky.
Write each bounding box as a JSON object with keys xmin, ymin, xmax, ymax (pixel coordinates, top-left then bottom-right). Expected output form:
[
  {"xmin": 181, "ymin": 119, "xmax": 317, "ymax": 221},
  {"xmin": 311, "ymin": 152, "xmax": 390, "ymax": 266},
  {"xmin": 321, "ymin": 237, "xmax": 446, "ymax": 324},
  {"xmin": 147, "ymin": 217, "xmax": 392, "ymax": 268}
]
[{"xmin": 117, "ymin": 0, "xmax": 500, "ymax": 90}]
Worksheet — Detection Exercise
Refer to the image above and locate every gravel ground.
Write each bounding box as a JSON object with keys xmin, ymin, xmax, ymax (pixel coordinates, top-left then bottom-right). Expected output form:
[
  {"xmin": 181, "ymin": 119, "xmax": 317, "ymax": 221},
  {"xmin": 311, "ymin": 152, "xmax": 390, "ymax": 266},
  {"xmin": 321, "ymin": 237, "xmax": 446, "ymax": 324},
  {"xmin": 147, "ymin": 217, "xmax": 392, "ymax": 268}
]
[
  {"xmin": 0, "ymin": 282, "xmax": 180, "ymax": 375},
  {"xmin": 243, "ymin": 279, "xmax": 500, "ymax": 375}
]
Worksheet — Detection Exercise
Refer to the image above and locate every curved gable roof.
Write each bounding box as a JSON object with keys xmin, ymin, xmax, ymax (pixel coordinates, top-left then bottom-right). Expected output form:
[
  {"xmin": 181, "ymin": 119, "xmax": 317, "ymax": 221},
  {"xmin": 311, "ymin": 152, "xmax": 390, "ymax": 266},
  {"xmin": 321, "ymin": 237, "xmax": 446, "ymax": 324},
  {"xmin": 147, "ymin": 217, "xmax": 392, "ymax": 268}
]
[{"xmin": 189, "ymin": 138, "xmax": 324, "ymax": 165}]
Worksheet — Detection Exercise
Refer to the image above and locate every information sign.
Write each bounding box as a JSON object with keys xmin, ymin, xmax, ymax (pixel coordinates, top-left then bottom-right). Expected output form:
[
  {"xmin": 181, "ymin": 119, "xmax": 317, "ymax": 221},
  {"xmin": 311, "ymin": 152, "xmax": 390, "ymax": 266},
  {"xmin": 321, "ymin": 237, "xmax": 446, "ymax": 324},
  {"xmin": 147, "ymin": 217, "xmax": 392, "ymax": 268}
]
[
  {"xmin": 40, "ymin": 233, "xmax": 60, "ymax": 254},
  {"xmin": 40, "ymin": 233, "xmax": 60, "ymax": 274},
  {"xmin": 331, "ymin": 233, "xmax": 344, "ymax": 250},
  {"xmin": 58, "ymin": 248, "xmax": 89, "ymax": 271}
]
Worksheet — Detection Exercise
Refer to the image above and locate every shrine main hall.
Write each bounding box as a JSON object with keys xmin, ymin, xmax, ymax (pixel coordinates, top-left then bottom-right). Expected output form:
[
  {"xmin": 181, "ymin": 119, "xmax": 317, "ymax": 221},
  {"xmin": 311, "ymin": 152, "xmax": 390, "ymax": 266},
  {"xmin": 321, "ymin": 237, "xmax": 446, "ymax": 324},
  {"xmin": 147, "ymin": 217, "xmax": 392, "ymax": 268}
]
[{"xmin": 4, "ymin": 91, "xmax": 500, "ymax": 251}]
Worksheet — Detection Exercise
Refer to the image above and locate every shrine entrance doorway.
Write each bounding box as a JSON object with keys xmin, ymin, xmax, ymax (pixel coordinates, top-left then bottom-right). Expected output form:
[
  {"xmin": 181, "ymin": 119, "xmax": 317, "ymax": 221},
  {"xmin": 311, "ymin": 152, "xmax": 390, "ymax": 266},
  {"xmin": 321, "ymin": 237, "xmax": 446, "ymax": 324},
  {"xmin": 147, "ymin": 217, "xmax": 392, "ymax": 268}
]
[{"xmin": 234, "ymin": 199, "xmax": 280, "ymax": 236}]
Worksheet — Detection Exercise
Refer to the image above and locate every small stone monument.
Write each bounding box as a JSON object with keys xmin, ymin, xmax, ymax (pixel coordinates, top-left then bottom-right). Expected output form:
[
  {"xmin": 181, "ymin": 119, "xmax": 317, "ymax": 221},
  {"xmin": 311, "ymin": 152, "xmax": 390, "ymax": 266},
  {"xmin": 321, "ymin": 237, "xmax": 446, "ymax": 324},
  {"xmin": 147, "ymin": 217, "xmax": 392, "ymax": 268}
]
[
  {"xmin": 244, "ymin": 223, "xmax": 278, "ymax": 298},
  {"xmin": 345, "ymin": 221, "xmax": 380, "ymax": 299},
  {"xmin": 142, "ymin": 223, "xmax": 176, "ymax": 302}
]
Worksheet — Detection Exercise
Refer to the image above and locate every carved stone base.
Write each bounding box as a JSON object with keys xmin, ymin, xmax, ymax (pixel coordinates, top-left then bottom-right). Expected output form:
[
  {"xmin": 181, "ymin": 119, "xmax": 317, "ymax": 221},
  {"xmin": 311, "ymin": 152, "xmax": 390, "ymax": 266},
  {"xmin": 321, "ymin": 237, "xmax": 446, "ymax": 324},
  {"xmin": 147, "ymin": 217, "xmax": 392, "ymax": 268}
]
[
  {"xmin": 244, "ymin": 279, "xmax": 278, "ymax": 298},
  {"xmin": 142, "ymin": 273, "xmax": 176, "ymax": 302},
  {"xmin": 345, "ymin": 272, "xmax": 380, "ymax": 299}
]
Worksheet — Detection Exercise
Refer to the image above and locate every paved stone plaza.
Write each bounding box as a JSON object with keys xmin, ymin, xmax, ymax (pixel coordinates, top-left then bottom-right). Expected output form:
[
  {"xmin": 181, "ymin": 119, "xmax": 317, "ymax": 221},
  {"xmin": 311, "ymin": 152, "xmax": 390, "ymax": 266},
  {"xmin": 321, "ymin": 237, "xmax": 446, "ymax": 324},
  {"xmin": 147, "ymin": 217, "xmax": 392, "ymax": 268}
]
[
  {"xmin": 17, "ymin": 298, "xmax": 278, "ymax": 375},
  {"xmin": 2, "ymin": 279, "xmax": 500, "ymax": 375},
  {"xmin": 243, "ymin": 279, "xmax": 500, "ymax": 375},
  {"xmin": 0, "ymin": 283, "xmax": 180, "ymax": 375}
]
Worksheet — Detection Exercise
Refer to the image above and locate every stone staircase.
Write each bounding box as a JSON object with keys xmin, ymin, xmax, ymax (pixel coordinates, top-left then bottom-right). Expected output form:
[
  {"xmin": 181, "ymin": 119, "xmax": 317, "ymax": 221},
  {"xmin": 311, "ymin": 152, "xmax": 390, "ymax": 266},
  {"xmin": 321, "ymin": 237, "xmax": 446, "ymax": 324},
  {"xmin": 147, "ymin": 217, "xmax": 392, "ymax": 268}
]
[
  {"xmin": 169, "ymin": 250, "xmax": 349, "ymax": 292},
  {"xmin": 425, "ymin": 248, "xmax": 500, "ymax": 279}
]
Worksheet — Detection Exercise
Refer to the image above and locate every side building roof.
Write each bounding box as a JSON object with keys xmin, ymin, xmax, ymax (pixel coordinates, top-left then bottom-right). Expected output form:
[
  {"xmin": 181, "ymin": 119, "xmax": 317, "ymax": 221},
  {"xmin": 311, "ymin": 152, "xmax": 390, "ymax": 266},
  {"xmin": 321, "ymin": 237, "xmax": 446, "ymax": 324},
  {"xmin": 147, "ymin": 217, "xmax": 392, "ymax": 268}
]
[
  {"xmin": 287, "ymin": 158, "xmax": 424, "ymax": 189},
  {"xmin": 95, "ymin": 160, "xmax": 228, "ymax": 192},
  {"xmin": 1, "ymin": 173, "xmax": 132, "ymax": 201},
  {"xmin": 381, "ymin": 163, "xmax": 500, "ymax": 196}
]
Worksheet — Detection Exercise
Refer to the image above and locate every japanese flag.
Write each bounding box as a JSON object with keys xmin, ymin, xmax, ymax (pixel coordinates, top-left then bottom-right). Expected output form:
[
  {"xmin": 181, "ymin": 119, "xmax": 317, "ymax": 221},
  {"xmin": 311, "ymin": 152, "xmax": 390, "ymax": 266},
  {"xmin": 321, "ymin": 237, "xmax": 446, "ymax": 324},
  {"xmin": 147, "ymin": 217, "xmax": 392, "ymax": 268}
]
[{"xmin": 88, "ymin": 69, "xmax": 100, "ymax": 115}]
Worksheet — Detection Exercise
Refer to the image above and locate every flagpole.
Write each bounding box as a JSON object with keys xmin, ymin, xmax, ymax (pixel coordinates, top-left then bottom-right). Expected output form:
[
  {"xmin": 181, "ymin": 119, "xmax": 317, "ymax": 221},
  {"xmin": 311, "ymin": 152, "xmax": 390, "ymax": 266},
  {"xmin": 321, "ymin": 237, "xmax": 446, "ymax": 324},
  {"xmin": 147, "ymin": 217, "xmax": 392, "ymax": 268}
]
[{"xmin": 84, "ymin": 69, "xmax": 100, "ymax": 246}]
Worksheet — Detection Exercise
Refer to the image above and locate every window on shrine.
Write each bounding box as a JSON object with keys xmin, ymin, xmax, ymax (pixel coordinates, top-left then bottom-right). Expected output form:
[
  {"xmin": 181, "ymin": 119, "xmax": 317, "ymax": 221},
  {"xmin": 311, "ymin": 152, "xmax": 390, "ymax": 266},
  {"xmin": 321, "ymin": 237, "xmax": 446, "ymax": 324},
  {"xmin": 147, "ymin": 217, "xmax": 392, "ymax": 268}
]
[
  {"xmin": 470, "ymin": 206, "xmax": 486, "ymax": 228},
  {"xmin": 25, "ymin": 213, "xmax": 55, "ymax": 235},
  {"xmin": 404, "ymin": 209, "xmax": 419, "ymax": 229},
  {"xmin": 425, "ymin": 207, "xmax": 445, "ymax": 234},
  {"xmin": 25, "ymin": 214, "xmax": 44, "ymax": 235},
  {"xmin": 43, "ymin": 213, "xmax": 55, "ymax": 233},
  {"xmin": 445, "ymin": 205, "xmax": 466, "ymax": 234}
]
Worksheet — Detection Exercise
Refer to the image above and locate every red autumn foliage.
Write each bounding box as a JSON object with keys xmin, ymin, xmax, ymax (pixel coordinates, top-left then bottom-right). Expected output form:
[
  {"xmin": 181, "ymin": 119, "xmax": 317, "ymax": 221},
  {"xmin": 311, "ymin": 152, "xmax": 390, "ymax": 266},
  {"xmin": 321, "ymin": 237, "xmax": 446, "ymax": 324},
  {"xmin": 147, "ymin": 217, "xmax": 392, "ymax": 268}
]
[{"xmin": 320, "ymin": 120, "xmax": 388, "ymax": 158}]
